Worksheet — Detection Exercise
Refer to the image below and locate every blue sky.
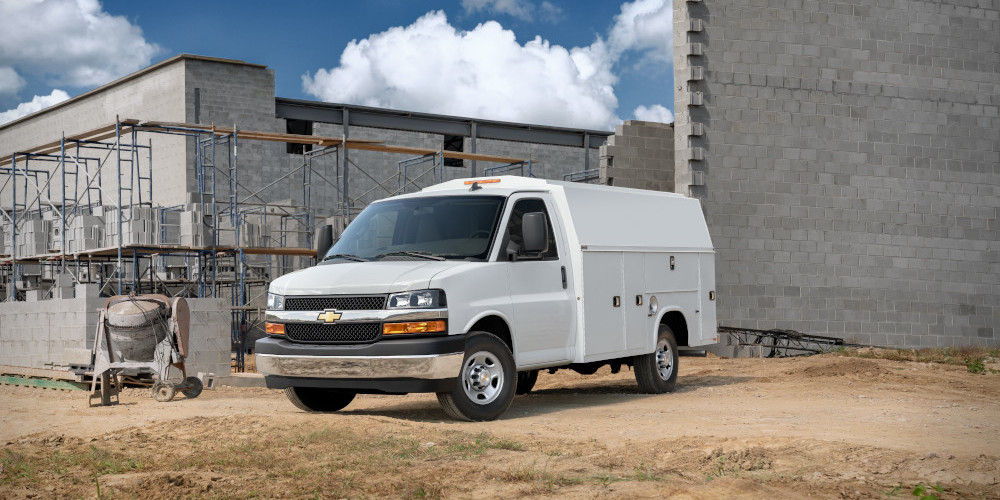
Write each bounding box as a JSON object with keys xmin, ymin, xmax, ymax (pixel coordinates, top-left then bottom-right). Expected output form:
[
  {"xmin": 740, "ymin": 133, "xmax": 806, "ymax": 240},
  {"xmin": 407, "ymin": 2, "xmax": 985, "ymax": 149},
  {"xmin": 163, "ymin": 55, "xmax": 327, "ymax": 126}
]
[{"xmin": 0, "ymin": 0, "xmax": 673, "ymax": 130}]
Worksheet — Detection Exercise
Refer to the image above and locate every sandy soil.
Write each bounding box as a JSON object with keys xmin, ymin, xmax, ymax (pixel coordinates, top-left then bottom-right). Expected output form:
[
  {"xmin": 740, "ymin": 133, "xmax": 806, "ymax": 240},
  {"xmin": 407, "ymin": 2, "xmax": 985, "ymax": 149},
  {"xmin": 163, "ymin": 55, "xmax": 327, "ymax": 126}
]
[{"xmin": 1, "ymin": 354, "xmax": 998, "ymax": 499}]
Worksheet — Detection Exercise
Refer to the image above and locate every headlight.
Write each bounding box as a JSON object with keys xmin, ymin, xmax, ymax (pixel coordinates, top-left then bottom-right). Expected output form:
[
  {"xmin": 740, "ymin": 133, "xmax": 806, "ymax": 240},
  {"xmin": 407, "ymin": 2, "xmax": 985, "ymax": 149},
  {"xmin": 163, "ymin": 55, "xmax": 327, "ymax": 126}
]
[
  {"xmin": 266, "ymin": 292, "xmax": 285, "ymax": 311},
  {"xmin": 386, "ymin": 289, "xmax": 445, "ymax": 309}
]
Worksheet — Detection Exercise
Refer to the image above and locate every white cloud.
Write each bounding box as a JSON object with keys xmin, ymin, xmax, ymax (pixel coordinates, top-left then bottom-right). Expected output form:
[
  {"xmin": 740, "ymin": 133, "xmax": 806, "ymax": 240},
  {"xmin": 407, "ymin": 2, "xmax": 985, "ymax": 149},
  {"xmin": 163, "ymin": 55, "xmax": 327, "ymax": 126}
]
[
  {"xmin": 0, "ymin": 66, "xmax": 26, "ymax": 95},
  {"xmin": 460, "ymin": 0, "xmax": 561, "ymax": 22},
  {"xmin": 0, "ymin": 89, "xmax": 70, "ymax": 125},
  {"xmin": 633, "ymin": 104, "xmax": 673, "ymax": 123},
  {"xmin": 303, "ymin": 11, "xmax": 619, "ymax": 130},
  {"xmin": 304, "ymin": 1, "xmax": 674, "ymax": 130},
  {"xmin": 0, "ymin": 0, "xmax": 161, "ymax": 88},
  {"xmin": 608, "ymin": 0, "xmax": 672, "ymax": 62}
]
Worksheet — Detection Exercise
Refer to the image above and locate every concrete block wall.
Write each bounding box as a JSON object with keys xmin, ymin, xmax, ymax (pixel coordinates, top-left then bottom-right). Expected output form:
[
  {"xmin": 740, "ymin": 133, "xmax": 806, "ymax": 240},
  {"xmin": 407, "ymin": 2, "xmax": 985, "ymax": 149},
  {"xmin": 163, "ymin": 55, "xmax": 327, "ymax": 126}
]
[
  {"xmin": 674, "ymin": 0, "xmax": 1000, "ymax": 347},
  {"xmin": 599, "ymin": 120, "xmax": 675, "ymax": 191},
  {"xmin": 0, "ymin": 283, "xmax": 102, "ymax": 371},
  {"xmin": 0, "ymin": 291, "xmax": 231, "ymax": 382},
  {"xmin": 0, "ymin": 58, "xmax": 187, "ymax": 208},
  {"xmin": 184, "ymin": 57, "xmax": 286, "ymax": 208},
  {"xmin": 476, "ymin": 139, "xmax": 599, "ymax": 182}
]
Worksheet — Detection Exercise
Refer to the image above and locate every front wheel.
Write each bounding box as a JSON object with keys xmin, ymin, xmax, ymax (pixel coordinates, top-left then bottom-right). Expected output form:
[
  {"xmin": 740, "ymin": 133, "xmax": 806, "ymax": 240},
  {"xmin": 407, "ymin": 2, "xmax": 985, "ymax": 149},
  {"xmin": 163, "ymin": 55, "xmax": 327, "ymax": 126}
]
[
  {"xmin": 437, "ymin": 332, "xmax": 516, "ymax": 421},
  {"xmin": 284, "ymin": 387, "xmax": 356, "ymax": 413},
  {"xmin": 633, "ymin": 324, "xmax": 679, "ymax": 393}
]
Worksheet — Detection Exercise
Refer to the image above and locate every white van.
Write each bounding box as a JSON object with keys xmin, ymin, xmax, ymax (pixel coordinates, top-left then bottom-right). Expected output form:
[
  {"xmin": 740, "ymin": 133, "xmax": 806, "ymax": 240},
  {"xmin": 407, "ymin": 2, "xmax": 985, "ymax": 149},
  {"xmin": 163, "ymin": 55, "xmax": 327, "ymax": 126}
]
[{"xmin": 256, "ymin": 176, "xmax": 717, "ymax": 421}]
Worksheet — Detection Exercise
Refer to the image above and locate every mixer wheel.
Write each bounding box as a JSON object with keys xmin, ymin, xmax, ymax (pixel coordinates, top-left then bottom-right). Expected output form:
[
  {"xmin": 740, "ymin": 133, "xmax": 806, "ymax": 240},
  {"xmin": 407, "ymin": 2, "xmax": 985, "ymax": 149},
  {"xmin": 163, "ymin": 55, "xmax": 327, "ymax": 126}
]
[
  {"xmin": 182, "ymin": 376, "xmax": 203, "ymax": 399},
  {"xmin": 152, "ymin": 381, "xmax": 176, "ymax": 402}
]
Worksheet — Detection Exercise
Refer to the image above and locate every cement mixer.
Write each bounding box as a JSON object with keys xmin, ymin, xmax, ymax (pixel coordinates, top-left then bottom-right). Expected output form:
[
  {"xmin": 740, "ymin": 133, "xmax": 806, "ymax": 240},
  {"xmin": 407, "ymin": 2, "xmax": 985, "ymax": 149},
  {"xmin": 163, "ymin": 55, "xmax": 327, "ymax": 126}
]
[{"xmin": 90, "ymin": 294, "xmax": 203, "ymax": 405}]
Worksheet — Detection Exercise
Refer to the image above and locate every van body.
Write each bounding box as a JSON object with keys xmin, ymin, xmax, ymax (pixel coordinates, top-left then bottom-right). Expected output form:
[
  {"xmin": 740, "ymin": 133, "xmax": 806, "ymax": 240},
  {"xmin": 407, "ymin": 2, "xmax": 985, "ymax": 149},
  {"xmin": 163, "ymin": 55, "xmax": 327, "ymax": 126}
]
[{"xmin": 256, "ymin": 176, "xmax": 716, "ymax": 420}]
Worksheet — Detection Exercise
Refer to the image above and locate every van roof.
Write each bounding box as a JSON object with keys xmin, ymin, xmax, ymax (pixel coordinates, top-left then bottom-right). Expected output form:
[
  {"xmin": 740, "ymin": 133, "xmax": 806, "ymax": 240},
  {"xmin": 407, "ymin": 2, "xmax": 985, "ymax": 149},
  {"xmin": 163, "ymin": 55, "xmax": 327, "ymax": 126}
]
[{"xmin": 417, "ymin": 176, "xmax": 688, "ymax": 199}]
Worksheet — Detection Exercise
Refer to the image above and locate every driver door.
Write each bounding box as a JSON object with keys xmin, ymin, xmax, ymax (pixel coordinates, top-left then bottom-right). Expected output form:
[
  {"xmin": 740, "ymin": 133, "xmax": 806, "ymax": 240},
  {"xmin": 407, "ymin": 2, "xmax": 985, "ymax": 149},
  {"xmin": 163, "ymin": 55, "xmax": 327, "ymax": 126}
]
[{"xmin": 500, "ymin": 193, "xmax": 575, "ymax": 366}]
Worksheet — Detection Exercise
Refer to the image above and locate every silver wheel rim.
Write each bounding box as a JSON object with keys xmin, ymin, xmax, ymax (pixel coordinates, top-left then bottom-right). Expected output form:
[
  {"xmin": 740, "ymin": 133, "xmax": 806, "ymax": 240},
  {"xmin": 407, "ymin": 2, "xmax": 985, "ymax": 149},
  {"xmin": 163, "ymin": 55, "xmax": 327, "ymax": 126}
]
[
  {"xmin": 462, "ymin": 350, "xmax": 504, "ymax": 405},
  {"xmin": 655, "ymin": 339, "xmax": 674, "ymax": 380}
]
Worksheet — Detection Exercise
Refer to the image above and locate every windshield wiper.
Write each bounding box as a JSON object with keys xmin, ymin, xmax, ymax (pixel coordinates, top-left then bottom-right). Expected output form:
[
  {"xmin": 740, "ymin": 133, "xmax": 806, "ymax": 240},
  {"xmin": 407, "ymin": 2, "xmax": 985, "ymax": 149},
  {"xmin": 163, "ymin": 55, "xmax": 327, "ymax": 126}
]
[
  {"xmin": 374, "ymin": 251, "xmax": 446, "ymax": 261},
  {"xmin": 322, "ymin": 253, "xmax": 368, "ymax": 262}
]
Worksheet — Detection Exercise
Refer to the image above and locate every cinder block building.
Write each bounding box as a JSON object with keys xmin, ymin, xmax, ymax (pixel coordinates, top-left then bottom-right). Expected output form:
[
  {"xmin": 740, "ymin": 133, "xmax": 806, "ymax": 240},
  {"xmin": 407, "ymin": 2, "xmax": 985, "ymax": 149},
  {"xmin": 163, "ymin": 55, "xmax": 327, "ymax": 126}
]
[
  {"xmin": 673, "ymin": 0, "xmax": 999, "ymax": 347},
  {"xmin": 0, "ymin": 55, "xmax": 609, "ymax": 212}
]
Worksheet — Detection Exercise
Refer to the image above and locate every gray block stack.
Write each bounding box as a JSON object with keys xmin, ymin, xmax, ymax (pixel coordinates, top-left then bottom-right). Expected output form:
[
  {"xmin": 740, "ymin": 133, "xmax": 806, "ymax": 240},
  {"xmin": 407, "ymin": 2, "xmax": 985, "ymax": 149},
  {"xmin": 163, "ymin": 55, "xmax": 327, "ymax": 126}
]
[
  {"xmin": 180, "ymin": 206, "xmax": 214, "ymax": 248},
  {"xmin": 16, "ymin": 219, "xmax": 50, "ymax": 257},
  {"xmin": 102, "ymin": 206, "xmax": 160, "ymax": 246},
  {"xmin": 67, "ymin": 215, "xmax": 105, "ymax": 252}
]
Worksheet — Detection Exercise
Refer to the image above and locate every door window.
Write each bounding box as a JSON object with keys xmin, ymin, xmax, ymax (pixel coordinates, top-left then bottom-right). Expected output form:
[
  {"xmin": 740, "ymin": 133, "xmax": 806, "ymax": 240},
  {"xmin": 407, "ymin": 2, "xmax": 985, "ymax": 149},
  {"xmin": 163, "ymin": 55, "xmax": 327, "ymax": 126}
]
[{"xmin": 503, "ymin": 198, "xmax": 558, "ymax": 260}]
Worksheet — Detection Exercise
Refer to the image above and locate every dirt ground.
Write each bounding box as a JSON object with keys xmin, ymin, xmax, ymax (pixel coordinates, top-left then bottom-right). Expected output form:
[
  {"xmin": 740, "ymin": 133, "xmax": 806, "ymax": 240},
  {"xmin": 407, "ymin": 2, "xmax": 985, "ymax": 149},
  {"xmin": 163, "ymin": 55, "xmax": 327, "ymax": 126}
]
[{"xmin": 1, "ymin": 352, "xmax": 998, "ymax": 499}]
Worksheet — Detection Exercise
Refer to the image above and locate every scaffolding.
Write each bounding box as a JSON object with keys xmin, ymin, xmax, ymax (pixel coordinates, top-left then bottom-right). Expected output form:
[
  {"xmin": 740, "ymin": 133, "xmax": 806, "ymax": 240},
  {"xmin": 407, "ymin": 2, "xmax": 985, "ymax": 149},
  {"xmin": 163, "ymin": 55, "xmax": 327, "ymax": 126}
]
[{"xmin": 1, "ymin": 118, "xmax": 530, "ymax": 371}]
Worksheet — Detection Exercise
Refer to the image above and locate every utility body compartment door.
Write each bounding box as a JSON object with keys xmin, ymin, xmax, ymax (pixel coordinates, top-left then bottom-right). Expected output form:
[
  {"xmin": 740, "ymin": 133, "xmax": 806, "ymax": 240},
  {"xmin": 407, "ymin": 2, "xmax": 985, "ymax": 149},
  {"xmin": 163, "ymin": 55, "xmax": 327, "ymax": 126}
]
[{"xmin": 581, "ymin": 252, "xmax": 624, "ymax": 359}]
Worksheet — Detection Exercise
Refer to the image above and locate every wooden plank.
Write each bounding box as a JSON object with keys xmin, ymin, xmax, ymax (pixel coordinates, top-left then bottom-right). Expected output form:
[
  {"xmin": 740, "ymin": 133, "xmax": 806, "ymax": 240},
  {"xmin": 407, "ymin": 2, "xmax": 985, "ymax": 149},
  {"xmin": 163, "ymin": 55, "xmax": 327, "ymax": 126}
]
[
  {"xmin": 0, "ymin": 125, "xmax": 135, "ymax": 167},
  {"xmin": 3, "ymin": 119, "xmax": 525, "ymax": 169},
  {"xmin": 0, "ymin": 364, "xmax": 83, "ymax": 382}
]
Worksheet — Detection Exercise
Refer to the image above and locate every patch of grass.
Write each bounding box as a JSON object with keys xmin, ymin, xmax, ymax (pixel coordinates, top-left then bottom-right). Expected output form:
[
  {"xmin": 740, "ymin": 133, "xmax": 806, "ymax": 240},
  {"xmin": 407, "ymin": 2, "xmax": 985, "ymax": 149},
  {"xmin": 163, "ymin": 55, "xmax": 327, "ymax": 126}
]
[
  {"xmin": 964, "ymin": 357, "xmax": 986, "ymax": 374},
  {"xmin": 408, "ymin": 483, "xmax": 444, "ymax": 499},
  {"xmin": 705, "ymin": 455, "xmax": 739, "ymax": 482},
  {"xmin": 445, "ymin": 432, "xmax": 524, "ymax": 456},
  {"xmin": 1, "ymin": 449, "xmax": 36, "ymax": 483},
  {"xmin": 631, "ymin": 463, "xmax": 663, "ymax": 482},
  {"xmin": 834, "ymin": 346, "xmax": 999, "ymax": 369},
  {"xmin": 87, "ymin": 445, "xmax": 145, "ymax": 476},
  {"xmin": 912, "ymin": 482, "xmax": 944, "ymax": 500}
]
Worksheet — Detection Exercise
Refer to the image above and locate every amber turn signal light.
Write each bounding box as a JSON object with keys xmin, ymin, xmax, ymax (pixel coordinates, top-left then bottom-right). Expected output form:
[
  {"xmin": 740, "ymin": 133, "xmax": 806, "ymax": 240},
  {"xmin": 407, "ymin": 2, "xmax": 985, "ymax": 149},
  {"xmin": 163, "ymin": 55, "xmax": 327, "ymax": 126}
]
[
  {"xmin": 265, "ymin": 322, "xmax": 286, "ymax": 335},
  {"xmin": 383, "ymin": 320, "xmax": 446, "ymax": 335}
]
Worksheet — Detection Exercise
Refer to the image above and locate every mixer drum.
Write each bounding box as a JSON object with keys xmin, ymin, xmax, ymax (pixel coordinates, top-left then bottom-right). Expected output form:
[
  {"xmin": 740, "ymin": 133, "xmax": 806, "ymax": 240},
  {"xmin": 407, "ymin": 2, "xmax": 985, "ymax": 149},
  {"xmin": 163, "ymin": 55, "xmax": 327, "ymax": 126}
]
[{"xmin": 106, "ymin": 299, "xmax": 170, "ymax": 362}]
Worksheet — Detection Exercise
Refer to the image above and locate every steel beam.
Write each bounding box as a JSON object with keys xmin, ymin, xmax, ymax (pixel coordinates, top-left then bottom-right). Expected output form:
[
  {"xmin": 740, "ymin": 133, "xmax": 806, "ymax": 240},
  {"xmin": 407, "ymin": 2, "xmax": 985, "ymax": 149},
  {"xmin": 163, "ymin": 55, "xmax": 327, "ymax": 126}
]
[{"xmin": 275, "ymin": 98, "xmax": 610, "ymax": 149}]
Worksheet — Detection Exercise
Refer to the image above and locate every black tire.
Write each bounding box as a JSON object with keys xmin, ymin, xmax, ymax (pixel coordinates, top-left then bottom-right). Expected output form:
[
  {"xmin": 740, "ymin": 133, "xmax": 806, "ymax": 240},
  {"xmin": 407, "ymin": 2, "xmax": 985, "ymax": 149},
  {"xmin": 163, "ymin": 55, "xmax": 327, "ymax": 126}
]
[
  {"xmin": 181, "ymin": 376, "xmax": 203, "ymax": 399},
  {"xmin": 634, "ymin": 324, "xmax": 679, "ymax": 393},
  {"xmin": 152, "ymin": 381, "xmax": 176, "ymax": 402},
  {"xmin": 515, "ymin": 370, "xmax": 539, "ymax": 395},
  {"xmin": 437, "ymin": 332, "xmax": 516, "ymax": 421},
  {"xmin": 284, "ymin": 387, "xmax": 356, "ymax": 413}
]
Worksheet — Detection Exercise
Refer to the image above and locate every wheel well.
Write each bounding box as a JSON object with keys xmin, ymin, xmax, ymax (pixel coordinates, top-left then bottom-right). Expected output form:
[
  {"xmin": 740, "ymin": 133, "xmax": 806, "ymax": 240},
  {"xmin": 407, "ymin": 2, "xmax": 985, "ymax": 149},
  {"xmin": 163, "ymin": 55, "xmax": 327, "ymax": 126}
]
[
  {"xmin": 468, "ymin": 315, "xmax": 513, "ymax": 352},
  {"xmin": 661, "ymin": 311, "xmax": 689, "ymax": 347}
]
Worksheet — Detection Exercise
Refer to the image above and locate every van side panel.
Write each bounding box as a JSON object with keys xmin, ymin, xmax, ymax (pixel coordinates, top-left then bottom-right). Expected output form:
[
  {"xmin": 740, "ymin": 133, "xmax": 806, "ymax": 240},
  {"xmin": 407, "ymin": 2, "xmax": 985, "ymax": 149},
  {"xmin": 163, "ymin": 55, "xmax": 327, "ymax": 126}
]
[{"xmin": 581, "ymin": 251, "xmax": 625, "ymax": 358}]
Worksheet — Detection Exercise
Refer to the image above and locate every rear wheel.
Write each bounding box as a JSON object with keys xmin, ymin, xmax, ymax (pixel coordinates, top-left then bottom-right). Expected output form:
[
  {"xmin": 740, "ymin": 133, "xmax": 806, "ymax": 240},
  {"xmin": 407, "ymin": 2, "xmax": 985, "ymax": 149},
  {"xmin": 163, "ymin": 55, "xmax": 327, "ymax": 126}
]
[
  {"xmin": 515, "ymin": 370, "xmax": 539, "ymax": 395},
  {"xmin": 437, "ymin": 332, "xmax": 516, "ymax": 421},
  {"xmin": 634, "ymin": 324, "xmax": 679, "ymax": 393},
  {"xmin": 181, "ymin": 376, "xmax": 203, "ymax": 399},
  {"xmin": 284, "ymin": 387, "xmax": 356, "ymax": 413}
]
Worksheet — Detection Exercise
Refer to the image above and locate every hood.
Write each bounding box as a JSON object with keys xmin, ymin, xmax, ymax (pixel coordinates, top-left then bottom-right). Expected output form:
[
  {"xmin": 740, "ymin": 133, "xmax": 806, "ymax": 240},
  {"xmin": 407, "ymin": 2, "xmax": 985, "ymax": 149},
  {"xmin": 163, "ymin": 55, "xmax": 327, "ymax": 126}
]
[{"xmin": 270, "ymin": 260, "xmax": 474, "ymax": 296}]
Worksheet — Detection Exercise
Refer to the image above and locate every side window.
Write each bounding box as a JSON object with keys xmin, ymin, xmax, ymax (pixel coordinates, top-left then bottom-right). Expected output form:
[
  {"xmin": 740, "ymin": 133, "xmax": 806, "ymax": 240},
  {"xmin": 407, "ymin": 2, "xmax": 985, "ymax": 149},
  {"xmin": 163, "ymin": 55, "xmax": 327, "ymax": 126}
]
[{"xmin": 504, "ymin": 198, "xmax": 558, "ymax": 260}]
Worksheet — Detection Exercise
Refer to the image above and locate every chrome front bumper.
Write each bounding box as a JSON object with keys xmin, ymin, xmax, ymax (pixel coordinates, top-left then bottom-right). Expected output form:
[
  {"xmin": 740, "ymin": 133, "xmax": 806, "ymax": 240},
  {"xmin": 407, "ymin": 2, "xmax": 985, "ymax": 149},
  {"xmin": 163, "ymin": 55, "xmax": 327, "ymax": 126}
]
[{"xmin": 256, "ymin": 352, "xmax": 464, "ymax": 380}]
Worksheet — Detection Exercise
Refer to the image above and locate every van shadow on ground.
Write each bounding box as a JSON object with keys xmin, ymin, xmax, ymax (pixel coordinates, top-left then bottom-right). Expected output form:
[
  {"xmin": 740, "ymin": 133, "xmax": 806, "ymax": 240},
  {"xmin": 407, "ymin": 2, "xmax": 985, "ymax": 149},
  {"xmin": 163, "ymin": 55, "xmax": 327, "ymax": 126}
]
[{"xmin": 341, "ymin": 373, "xmax": 753, "ymax": 422}]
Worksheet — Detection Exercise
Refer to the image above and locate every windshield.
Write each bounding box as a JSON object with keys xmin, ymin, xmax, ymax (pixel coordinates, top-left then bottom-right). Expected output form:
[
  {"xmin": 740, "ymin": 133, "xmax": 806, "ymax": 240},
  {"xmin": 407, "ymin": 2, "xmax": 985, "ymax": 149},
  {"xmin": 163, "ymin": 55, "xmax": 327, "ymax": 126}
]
[{"xmin": 325, "ymin": 195, "xmax": 506, "ymax": 261}]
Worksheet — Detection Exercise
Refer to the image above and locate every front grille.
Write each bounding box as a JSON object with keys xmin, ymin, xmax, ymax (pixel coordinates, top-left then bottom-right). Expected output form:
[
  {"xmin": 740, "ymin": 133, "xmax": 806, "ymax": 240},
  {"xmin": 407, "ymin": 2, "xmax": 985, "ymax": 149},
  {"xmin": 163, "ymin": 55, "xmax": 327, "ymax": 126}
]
[
  {"xmin": 284, "ymin": 322, "xmax": 381, "ymax": 343},
  {"xmin": 284, "ymin": 295, "xmax": 387, "ymax": 311}
]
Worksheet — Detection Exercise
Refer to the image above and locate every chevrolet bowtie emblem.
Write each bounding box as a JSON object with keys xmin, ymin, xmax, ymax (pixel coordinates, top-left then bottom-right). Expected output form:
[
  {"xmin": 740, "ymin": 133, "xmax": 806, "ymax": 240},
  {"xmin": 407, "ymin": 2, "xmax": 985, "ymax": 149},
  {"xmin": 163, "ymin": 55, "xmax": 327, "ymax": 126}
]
[{"xmin": 317, "ymin": 310, "xmax": 342, "ymax": 323}]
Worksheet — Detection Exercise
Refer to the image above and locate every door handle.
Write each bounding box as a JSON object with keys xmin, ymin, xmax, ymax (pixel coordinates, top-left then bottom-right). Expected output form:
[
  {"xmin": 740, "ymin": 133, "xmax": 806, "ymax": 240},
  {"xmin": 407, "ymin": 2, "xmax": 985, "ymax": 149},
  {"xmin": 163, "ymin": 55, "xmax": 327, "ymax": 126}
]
[{"xmin": 560, "ymin": 266, "xmax": 567, "ymax": 289}]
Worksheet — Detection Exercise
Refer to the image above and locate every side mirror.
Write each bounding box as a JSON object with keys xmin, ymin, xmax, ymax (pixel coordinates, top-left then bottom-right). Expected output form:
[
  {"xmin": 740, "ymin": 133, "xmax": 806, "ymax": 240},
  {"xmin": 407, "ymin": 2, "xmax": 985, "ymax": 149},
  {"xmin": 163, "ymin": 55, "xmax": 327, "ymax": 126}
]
[
  {"xmin": 315, "ymin": 224, "xmax": 333, "ymax": 260},
  {"xmin": 521, "ymin": 212, "xmax": 548, "ymax": 254}
]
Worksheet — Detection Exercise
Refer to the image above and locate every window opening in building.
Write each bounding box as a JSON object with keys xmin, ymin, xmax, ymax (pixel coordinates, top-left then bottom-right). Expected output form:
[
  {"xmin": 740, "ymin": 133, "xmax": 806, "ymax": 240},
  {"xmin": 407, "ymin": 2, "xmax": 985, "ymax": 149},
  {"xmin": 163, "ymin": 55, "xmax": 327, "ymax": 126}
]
[
  {"xmin": 443, "ymin": 134, "xmax": 464, "ymax": 167},
  {"xmin": 286, "ymin": 119, "xmax": 314, "ymax": 154}
]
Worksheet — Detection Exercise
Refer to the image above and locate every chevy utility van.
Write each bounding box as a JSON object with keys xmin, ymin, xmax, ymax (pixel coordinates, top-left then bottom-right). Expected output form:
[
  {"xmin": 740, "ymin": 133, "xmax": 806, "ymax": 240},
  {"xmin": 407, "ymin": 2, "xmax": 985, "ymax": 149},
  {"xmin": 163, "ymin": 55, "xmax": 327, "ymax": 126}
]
[{"xmin": 256, "ymin": 176, "xmax": 717, "ymax": 421}]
